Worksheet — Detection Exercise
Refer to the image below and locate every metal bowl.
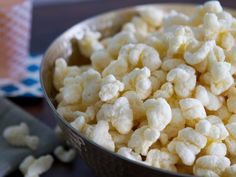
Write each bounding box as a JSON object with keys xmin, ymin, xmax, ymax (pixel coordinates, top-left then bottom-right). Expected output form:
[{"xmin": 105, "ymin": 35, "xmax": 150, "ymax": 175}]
[{"xmin": 40, "ymin": 4, "xmax": 236, "ymax": 177}]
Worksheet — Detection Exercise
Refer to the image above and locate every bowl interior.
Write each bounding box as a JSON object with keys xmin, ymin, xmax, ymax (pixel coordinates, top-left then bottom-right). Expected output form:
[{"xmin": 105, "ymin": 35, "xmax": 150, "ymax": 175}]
[{"xmin": 40, "ymin": 3, "xmax": 236, "ymax": 177}]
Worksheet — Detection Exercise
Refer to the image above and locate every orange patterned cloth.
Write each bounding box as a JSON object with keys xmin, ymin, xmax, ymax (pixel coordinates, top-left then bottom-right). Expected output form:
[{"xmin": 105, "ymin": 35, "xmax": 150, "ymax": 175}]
[{"xmin": 0, "ymin": 0, "xmax": 32, "ymax": 81}]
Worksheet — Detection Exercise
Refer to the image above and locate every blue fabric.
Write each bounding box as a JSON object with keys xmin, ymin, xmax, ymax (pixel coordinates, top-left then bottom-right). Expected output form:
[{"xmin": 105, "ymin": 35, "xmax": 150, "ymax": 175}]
[{"xmin": 0, "ymin": 55, "xmax": 43, "ymax": 97}]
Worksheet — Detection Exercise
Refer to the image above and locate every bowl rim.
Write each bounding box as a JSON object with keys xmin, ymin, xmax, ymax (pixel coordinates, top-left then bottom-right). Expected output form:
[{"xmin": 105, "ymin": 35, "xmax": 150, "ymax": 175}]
[{"xmin": 40, "ymin": 2, "xmax": 236, "ymax": 176}]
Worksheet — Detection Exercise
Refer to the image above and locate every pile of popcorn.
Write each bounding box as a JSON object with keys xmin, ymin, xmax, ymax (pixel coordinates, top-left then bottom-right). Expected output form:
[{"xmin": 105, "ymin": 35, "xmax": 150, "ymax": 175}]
[
  {"xmin": 2, "ymin": 123, "xmax": 76, "ymax": 177},
  {"xmin": 53, "ymin": 1, "xmax": 236, "ymax": 176}
]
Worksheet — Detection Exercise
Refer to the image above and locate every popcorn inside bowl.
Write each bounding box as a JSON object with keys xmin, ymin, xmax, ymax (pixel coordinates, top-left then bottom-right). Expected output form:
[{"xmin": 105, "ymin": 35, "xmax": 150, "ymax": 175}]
[{"xmin": 53, "ymin": 1, "xmax": 236, "ymax": 176}]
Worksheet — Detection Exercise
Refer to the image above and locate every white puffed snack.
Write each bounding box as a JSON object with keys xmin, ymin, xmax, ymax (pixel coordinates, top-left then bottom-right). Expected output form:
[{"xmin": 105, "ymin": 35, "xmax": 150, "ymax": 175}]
[
  {"xmin": 227, "ymin": 87, "xmax": 236, "ymax": 114},
  {"xmin": 145, "ymin": 149, "xmax": 178, "ymax": 172},
  {"xmin": 184, "ymin": 40, "xmax": 215, "ymax": 65},
  {"xmin": 107, "ymin": 31, "xmax": 137, "ymax": 58},
  {"xmin": 84, "ymin": 120, "xmax": 115, "ymax": 152},
  {"xmin": 77, "ymin": 29, "xmax": 103, "ymax": 58},
  {"xmin": 161, "ymin": 58, "xmax": 185, "ymax": 72},
  {"xmin": 209, "ymin": 61, "xmax": 234, "ymax": 95},
  {"xmin": 179, "ymin": 98, "xmax": 206, "ymax": 126},
  {"xmin": 222, "ymin": 164, "xmax": 236, "ymax": 177},
  {"xmin": 164, "ymin": 108, "xmax": 185, "ymax": 139},
  {"xmin": 103, "ymin": 43, "xmax": 161, "ymax": 78},
  {"xmin": 53, "ymin": 58, "xmax": 68, "ymax": 90},
  {"xmin": 117, "ymin": 147, "xmax": 142, "ymax": 162},
  {"xmin": 167, "ymin": 64, "xmax": 196, "ymax": 98},
  {"xmin": 193, "ymin": 155, "xmax": 230, "ymax": 177},
  {"xmin": 143, "ymin": 98, "xmax": 172, "ymax": 131},
  {"xmin": 167, "ymin": 127, "xmax": 207, "ymax": 166},
  {"xmin": 123, "ymin": 91, "xmax": 145, "ymax": 121},
  {"xmin": 150, "ymin": 70, "xmax": 167, "ymax": 91},
  {"xmin": 225, "ymin": 115, "xmax": 236, "ymax": 156},
  {"xmin": 122, "ymin": 67, "xmax": 152, "ymax": 99},
  {"xmin": 3, "ymin": 123, "xmax": 39, "ymax": 150},
  {"xmin": 153, "ymin": 82, "xmax": 174, "ymax": 100},
  {"xmin": 19, "ymin": 155, "xmax": 54, "ymax": 177},
  {"xmin": 99, "ymin": 74, "xmax": 124, "ymax": 102},
  {"xmin": 53, "ymin": 1, "xmax": 236, "ymax": 175},
  {"xmin": 97, "ymin": 97, "xmax": 133, "ymax": 134},
  {"xmin": 54, "ymin": 146, "xmax": 77, "ymax": 163},
  {"xmin": 90, "ymin": 49, "xmax": 113, "ymax": 72},
  {"xmin": 205, "ymin": 142, "xmax": 227, "ymax": 157},
  {"xmin": 128, "ymin": 125, "xmax": 160, "ymax": 155},
  {"xmin": 138, "ymin": 7, "xmax": 163, "ymax": 27},
  {"xmin": 195, "ymin": 115, "xmax": 228, "ymax": 141},
  {"xmin": 195, "ymin": 85, "xmax": 223, "ymax": 111}
]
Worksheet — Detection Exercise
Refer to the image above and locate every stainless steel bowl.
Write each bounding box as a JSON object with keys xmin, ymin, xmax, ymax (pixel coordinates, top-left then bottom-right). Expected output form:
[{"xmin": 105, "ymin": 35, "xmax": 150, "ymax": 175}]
[{"xmin": 40, "ymin": 4, "xmax": 236, "ymax": 177}]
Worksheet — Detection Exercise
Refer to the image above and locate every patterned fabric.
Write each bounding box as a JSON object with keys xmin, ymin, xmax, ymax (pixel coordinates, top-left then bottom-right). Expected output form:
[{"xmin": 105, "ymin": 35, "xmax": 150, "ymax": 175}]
[
  {"xmin": 0, "ymin": 0, "xmax": 32, "ymax": 80},
  {"xmin": 0, "ymin": 55, "xmax": 43, "ymax": 97}
]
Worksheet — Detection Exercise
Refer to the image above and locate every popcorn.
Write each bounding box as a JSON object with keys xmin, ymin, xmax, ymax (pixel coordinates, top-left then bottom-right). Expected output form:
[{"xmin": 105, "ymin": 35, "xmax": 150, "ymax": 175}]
[
  {"xmin": 163, "ymin": 108, "xmax": 185, "ymax": 139},
  {"xmin": 138, "ymin": 7, "xmax": 163, "ymax": 27},
  {"xmin": 99, "ymin": 75, "xmax": 124, "ymax": 102},
  {"xmin": 227, "ymin": 87, "xmax": 236, "ymax": 114},
  {"xmin": 179, "ymin": 98, "xmax": 206, "ymax": 126},
  {"xmin": 220, "ymin": 32, "xmax": 235, "ymax": 51},
  {"xmin": 128, "ymin": 125, "xmax": 160, "ymax": 155},
  {"xmin": 117, "ymin": 147, "xmax": 142, "ymax": 162},
  {"xmin": 195, "ymin": 85, "xmax": 223, "ymax": 111},
  {"xmin": 159, "ymin": 133, "xmax": 169, "ymax": 146},
  {"xmin": 203, "ymin": 1, "xmax": 223, "ymax": 13},
  {"xmin": 53, "ymin": 1, "xmax": 236, "ymax": 175},
  {"xmin": 193, "ymin": 155, "xmax": 230, "ymax": 177},
  {"xmin": 209, "ymin": 61, "xmax": 234, "ymax": 95},
  {"xmin": 161, "ymin": 58, "xmax": 185, "ymax": 72},
  {"xmin": 53, "ymin": 58, "xmax": 68, "ymax": 90},
  {"xmin": 3, "ymin": 123, "xmax": 39, "ymax": 150},
  {"xmin": 84, "ymin": 120, "xmax": 115, "ymax": 151},
  {"xmin": 77, "ymin": 30, "xmax": 103, "ymax": 58},
  {"xmin": 19, "ymin": 155, "xmax": 54, "ymax": 177},
  {"xmin": 153, "ymin": 82, "xmax": 174, "ymax": 100},
  {"xmin": 184, "ymin": 40, "xmax": 215, "ymax": 65},
  {"xmin": 167, "ymin": 64, "xmax": 196, "ymax": 98},
  {"xmin": 145, "ymin": 149, "xmax": 178, "ymax": 172},
  {"xmin": 222, "ymin": 164, "xmax": 236, "ymax": 177},
  {"xmin": 195, "ymin": 115, "xmax": 229, "ymax": 141},
  {"xmin": 163, "ymin": 11, "xmax": 190, "ymax": 27},
  {"xmin": 107, "ymin": 31, "xmax": 137, "ymax": 58},
  {"xmin": 225, "ymin": 115, "xmax": 236, "ymax": 156},
  {"xmin": 150, "ymin": 70, "xmax": 167, "ymax": 91},
  {"xmin": 205, "ymin": 142, "xmax": 227, "ymax": 157},
  {"xmin": 122, "ymin": 67, "xmax": 152, "ymax": 99},
  {"xmin": 123, "ymin": 91, "xmax": 145, "ymax": 121},
  {"xmin": 110, "ymin": 131, "xmax": 132, "ymax": 149},
  {"xmin": 54, "ymin": 146, "xmax": 76, "ymax": 163},
  {"xmin": 167, "ymin": 127, "xmax": 207, "ymax": 166},
  {"xmin": 122, "ymin": 17, "xmax": 149, "ymax": 42},
  {"xmin": 61, "ymin": 69, "xmax": 101, "ymax": 106},
  {"xmin": 103, "ymin": 43, "xmax": 161, "ymax": 78},
  {"xmin": 165, "ymin": 26, "xmax": 194, "ymax": 57},
  {"xmin": 226, "ymin": 46, "xmax": 236, "ymax": 74},
  {"xmin": 215, "ymin": 104, "xmax": 232, "ymax": 122},
  {"xmin": 57, "ymin": 105, "xmax": 81, "ymax": 122},
  {"xmin": 97, "ymin": 97, "xmax": 133, "ymax": 134},
  {"xmin": 90, "ymin": 49, "xmax": 113, "ymax": 72},
  {"xmin": 144, "ymin": 34, "xmax": 167, "ymax": 58},
  {"xmin": 143, "ymin": 98, "xmax": 172, "ymax": 131}
]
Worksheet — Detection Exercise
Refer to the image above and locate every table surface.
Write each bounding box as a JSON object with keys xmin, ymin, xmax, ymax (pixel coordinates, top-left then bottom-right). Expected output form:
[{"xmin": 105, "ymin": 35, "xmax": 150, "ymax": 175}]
[{"xmin": 8, "ymin": 0, "xmax": 236, "ymax": 176}]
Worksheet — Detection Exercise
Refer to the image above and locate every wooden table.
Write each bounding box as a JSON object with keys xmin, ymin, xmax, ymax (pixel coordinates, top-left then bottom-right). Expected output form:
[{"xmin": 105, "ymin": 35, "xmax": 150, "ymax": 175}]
[{"xmin": 8, "ymin": 0, "xmax": 236, "ymax": 176}]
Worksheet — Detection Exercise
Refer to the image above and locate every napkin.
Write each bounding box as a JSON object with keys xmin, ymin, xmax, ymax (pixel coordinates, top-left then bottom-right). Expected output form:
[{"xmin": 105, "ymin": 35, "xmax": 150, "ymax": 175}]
[
  {"xmin": 0, "ymin": 97, "xmax": 60, "ymax": 177},
  {"xmin": 0, "ymin": 0, "xmax": 43, "ymax": 97}
]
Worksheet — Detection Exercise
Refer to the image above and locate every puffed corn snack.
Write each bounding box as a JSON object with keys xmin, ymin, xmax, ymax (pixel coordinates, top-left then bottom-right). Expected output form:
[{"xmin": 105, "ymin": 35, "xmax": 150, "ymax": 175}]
[{"xmin": 53, "ymin": 1, "xmax": 236, "ymax": 176}]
